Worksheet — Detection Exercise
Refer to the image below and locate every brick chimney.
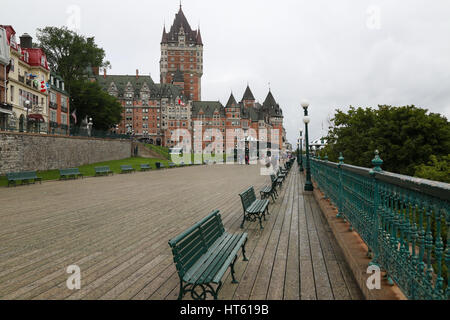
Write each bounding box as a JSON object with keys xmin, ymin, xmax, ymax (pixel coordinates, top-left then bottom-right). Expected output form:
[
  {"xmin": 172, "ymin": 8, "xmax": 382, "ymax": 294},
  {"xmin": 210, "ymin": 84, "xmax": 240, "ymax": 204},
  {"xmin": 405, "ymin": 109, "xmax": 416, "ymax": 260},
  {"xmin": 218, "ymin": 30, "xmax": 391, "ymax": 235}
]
[
  {"xmin": 103, "ymin": 68, "xmax": 107, "ymax": 79},
  {"xmin": 136, "ymin": 69, "xmax": 139, "ymax": 79}
]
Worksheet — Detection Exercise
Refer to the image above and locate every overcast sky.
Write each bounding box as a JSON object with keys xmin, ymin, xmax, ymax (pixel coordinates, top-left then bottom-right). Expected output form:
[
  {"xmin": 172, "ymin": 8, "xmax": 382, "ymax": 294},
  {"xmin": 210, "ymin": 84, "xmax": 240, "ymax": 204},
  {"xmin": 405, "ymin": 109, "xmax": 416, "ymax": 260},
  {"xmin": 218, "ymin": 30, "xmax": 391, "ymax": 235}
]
[{"xmin": 2, "ymin": 0, "xmax": 450, "ymax": 145}]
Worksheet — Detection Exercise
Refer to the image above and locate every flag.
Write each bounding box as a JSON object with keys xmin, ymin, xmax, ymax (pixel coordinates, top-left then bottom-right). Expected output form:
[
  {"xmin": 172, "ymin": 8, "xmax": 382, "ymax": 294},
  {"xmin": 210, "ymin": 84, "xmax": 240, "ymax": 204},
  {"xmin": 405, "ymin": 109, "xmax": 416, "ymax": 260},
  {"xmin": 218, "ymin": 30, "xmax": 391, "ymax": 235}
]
[
  {"xmin": 71, "ymin": 109, "xmax": 77, "ymax": 124},
  {"xmin": 40, "ymin": 81, "xmax": 47, "ymax": 93}
]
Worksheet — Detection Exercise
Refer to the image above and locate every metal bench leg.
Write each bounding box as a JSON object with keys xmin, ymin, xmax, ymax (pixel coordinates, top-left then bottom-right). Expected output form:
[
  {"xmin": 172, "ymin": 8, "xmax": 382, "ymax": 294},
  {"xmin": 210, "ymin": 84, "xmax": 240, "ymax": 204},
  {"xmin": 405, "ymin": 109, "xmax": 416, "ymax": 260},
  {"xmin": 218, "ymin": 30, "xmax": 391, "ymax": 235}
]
[
  {"xmin": 242, "ymin": 238, "xmax": 248, "ymax": 262},
  {"xmin": 259, "ymin": 215, "xmax": 264, "ymax": 229},
  {"xmin": 230, "ymin": 256, "xmax": 238, "ymax": 284},
  {"xmin": 177, "ymin": 280, "xmax": 184, "ymax": 300},
  {"xmin": 240, "ymin": 211, "xmax": 246, "ymax": 229}
]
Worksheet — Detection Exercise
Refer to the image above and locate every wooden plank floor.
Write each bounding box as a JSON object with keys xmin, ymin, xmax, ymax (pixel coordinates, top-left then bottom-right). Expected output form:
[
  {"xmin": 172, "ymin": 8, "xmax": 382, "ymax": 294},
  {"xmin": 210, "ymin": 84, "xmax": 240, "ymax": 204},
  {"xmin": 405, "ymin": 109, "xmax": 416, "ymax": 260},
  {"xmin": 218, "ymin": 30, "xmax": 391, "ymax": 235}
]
[{"xmin": 0, "ymin": 163, "xmax": 363, "ymax": 300}]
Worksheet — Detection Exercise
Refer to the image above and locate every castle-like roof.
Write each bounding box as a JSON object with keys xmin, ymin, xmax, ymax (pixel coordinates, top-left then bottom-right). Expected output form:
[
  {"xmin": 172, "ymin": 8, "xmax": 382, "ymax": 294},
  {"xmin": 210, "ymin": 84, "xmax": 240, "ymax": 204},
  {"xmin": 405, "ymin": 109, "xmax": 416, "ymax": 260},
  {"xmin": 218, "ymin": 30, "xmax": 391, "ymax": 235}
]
[
  {"xmin": 96, "ymin": 74, "xmax": 183, "ymax": 100},
  {"xmin": 242, "ymin": 85, "xmax": 255, "ymax": 101},
  {"xmin": 225, "ymin": 93, "xmax": 238, "ymax": 107},
  {"xmin": 162, "ymin": 6, "xmax": 201, "ymax": 45}
]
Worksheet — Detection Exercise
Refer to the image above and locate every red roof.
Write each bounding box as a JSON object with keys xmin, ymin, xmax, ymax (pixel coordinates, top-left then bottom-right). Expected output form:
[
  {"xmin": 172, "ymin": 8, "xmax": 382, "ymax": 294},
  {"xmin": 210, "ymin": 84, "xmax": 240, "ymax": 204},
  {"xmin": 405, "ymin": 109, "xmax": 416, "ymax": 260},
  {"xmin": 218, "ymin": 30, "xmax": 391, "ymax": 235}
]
[{"xmin": 22, "ymin": 48, "xmax": 49, "ymax": 70}]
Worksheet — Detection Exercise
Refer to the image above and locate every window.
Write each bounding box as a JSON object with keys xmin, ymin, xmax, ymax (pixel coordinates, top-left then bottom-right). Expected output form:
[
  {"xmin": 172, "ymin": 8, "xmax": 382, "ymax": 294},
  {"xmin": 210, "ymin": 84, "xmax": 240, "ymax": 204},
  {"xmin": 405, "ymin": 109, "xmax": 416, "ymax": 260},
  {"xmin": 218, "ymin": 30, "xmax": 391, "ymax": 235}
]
[
  {"xmin": 50, "ymin": 110, "xmax": 57, "ymax": 122},
  {"xmin": 61, "ymin": 113, "xmax": 67, "ymax": 124},
  {"xmin": 10, "ymin": 58, "xmax": 14, "ymax": 72},
  {"xmin": 10, "ymin": 85, "xmax": 14, "ymax": 102},
  {"xmin": 61, "ymin": 97, "xmax": 67, "ymax": 110}
]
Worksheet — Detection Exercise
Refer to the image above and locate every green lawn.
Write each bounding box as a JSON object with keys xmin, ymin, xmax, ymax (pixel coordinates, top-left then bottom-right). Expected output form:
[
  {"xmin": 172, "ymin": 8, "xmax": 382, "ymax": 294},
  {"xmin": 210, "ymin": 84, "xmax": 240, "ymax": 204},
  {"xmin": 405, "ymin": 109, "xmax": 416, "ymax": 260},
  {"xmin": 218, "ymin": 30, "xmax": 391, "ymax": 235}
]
[{"xmin": 0, "ymin": 157, "xmax": 180, "ymax": 187}]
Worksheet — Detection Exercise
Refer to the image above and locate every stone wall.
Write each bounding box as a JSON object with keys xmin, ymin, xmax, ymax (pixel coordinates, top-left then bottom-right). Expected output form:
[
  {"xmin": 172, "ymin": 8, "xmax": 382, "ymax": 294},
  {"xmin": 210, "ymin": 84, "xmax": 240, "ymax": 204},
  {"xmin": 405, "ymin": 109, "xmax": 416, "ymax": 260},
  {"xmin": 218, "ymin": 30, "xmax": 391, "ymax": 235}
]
[{"xmin": 0, "ymin": 132, "xmax": 132, "ymax": 175}]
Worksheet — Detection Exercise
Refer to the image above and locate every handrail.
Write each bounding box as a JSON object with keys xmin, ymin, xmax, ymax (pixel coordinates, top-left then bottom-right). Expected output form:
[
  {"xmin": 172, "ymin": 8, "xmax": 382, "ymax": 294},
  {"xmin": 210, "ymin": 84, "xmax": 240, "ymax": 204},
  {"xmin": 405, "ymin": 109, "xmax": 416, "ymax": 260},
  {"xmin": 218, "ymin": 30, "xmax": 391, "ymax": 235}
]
[{"xmin": 307, "ymin": 152, "xmax": 449, "ymax": 300}]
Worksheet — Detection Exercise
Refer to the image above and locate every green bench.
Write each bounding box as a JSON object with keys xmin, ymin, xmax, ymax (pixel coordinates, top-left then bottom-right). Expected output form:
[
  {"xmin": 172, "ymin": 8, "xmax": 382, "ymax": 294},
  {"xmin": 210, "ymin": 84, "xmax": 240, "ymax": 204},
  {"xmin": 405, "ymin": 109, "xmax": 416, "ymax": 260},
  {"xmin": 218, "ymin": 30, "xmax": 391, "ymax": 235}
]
[
  {"xmin": 94, "ymin": 166, "xmax": 113, "ymax": 176},
  {"xmin": 59, "ymin": 168, "xmax": 83, "ymax": 180},
  {"xmin": 155, "ymin": 162, "xmax": 166, "ymax": 169},
  {"xmin": 168, "ymin": 210, "xmax": 248, "ymax": 300},
  {"xmin": 120, "ymin": 164, "xmax": 135, "ymax": 174},
  {"xmin": 260, "ymin": 178, "xmax": 278, "ymax": 202},
  {"xmin": 140, "ymin": 163, "xmax": 151, "ymax": 171},
  {"xmin": 239, "ymin": 186, "xmax": 270, "ymax": 229},
  {"xmin": 6, "ymin": 171, "xmax": 42, "ymax": 187},
  {"xmin": 271, "ymin": 174, "xmax": 283, "ymax": 189}
]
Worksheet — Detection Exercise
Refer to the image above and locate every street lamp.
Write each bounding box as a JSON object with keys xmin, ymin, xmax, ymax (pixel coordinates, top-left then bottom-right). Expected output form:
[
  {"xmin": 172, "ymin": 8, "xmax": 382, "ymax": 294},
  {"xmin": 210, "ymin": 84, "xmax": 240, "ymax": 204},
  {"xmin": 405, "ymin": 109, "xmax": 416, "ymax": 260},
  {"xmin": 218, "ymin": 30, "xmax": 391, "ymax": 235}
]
[
  {"xmin": 299, "ymin": 129, "xmax": 304, "ymax": 172},
  {"xmin": 87, "ymin": 117, "xmax": 93, "ymax": 137},
  {"xmin": 301, "ymin": 100, "xmax": 313, "ymax": 191},
  {"xmin": 25, "ymin": 100, "xmax": 31, "ymax": 132}
]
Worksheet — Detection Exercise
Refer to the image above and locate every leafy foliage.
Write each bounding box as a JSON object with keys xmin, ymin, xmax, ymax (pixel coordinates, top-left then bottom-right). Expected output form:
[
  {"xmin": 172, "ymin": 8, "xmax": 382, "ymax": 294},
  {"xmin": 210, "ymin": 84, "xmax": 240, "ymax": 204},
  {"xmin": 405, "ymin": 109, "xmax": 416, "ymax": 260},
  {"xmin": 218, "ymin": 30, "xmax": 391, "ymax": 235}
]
[
  {"xmin": 36, "ymin": 26, "xmax": 110, "ymax": 92},
  {"xmin": 36, "ymin": 27, "xmax": 120, "ymax": 129},
  {"xmin": 323, "ymin": 105, "xmax": 450, "ymax": 179},
  {"xmin": 414, "ymin": 154, "xmax": 450, "ymax": 183},
  {"xmin": 69, "ymin": 81, "xmax": 122, "ymax": 131}
]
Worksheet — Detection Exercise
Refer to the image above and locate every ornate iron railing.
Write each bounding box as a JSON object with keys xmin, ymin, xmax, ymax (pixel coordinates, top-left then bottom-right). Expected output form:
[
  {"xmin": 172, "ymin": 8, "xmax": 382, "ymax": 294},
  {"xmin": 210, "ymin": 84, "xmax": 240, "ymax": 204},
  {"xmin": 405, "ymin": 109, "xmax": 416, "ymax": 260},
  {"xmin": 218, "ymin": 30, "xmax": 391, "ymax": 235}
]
[{"xmin": 308, "ymin": 151, "xmax": 449, "ymax": 300}]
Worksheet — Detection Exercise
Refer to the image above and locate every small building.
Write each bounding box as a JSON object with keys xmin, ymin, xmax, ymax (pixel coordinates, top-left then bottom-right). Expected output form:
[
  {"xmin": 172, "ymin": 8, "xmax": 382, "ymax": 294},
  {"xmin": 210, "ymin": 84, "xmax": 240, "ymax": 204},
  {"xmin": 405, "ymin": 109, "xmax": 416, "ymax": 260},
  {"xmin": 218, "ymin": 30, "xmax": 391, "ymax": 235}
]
[
  {"xmin": 0, "ymin": 26, "xmax": 13, "ymax": 130},
  {"xmin": 1, "ymin": 25, "xmax": 50, "ymax": 133},
  {"xmin": 48, "ymin": 72, "xmax": 70, "ymax": 135}
]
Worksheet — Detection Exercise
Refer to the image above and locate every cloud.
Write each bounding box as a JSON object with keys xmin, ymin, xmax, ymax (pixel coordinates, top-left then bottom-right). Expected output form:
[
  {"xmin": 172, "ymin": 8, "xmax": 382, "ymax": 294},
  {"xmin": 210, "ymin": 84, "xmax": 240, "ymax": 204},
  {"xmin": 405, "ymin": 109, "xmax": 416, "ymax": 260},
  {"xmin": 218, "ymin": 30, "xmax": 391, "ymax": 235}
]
[{"xmin": 4, "ymin": 0, "xmax": 449, "ymax": 145}]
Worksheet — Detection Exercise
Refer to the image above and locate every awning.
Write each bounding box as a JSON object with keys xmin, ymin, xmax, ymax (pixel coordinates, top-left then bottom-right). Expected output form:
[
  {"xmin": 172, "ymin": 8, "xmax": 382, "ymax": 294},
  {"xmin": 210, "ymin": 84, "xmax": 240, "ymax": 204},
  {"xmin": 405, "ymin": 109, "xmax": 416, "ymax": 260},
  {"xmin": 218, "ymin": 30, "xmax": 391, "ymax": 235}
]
[
  {"xmin": 0, "ymin": 108, "xmax": 13, "ymax": 115},
  {"xmin": 28, "ymin": 114, "xmax": 45, "ymax": 122}
]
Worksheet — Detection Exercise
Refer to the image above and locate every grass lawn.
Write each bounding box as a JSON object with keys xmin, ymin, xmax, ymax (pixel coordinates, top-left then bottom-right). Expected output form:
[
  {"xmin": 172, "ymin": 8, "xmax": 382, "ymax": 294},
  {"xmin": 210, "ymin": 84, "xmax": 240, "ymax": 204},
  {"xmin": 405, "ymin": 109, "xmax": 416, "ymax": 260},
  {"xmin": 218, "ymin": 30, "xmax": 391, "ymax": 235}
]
[{"xmin": 0, "ymin": 157, "xmax": 184, "ymax": 187}]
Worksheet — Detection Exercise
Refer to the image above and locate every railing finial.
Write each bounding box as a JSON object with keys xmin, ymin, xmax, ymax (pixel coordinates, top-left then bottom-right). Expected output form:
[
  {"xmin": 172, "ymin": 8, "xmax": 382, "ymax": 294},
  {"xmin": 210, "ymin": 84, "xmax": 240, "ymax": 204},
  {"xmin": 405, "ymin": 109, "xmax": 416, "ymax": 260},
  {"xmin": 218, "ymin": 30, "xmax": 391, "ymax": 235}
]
[
  {"xmin": 339, "ymin": 152, "xmax": 344, "ymax": 165},
  {"xmin": 372, "ymin": 149, "xmax": 383, "ymax": 172}
]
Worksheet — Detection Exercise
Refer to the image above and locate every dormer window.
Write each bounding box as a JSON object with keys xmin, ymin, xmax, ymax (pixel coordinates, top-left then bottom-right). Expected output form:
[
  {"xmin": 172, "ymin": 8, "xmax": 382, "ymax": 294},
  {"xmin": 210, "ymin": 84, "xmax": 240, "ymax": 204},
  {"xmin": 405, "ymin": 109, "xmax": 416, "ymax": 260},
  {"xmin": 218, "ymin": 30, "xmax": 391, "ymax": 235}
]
[{"xmin": 41, "ymin": 56, "xmax": 46, "ymax": 67}]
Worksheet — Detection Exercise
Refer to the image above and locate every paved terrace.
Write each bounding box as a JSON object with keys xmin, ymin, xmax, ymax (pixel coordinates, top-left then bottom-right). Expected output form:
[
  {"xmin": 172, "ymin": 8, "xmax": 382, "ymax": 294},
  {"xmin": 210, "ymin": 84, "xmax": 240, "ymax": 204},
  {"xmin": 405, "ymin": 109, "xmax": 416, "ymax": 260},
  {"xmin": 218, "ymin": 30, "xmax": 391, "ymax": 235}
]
[{"xmin": 0, "ymin": 163, "xmax": 363, "ymax": 300}]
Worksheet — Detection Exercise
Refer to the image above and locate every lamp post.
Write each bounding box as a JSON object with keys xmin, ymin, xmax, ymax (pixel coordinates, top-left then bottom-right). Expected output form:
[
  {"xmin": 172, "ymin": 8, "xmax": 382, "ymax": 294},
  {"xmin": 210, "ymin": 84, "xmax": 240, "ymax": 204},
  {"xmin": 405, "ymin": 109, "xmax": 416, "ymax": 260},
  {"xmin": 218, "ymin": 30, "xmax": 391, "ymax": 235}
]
[
  {"xmin": 302, "ymin": 100, "xmax": 313, "ymax": 191},
  {"xmin": 25, "ymin": 100, "xmax": 31, "ymax": 132},
  {"xmin": 299, "ymin": 129, "xmax": 304, "ymax": 172},
  {"xmin": 87, "ymin": 117, "xmax": 93, "ymax": 137}
]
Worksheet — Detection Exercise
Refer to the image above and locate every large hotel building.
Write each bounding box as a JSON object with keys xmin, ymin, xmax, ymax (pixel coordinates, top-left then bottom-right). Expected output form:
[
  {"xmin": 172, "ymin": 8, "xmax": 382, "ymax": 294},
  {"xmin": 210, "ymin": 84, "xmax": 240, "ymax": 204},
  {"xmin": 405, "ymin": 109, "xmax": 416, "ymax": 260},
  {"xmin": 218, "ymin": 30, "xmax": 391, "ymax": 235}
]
[{"xmin": 95, "ymin": 5, "xmax": 286, "ymax": 152}]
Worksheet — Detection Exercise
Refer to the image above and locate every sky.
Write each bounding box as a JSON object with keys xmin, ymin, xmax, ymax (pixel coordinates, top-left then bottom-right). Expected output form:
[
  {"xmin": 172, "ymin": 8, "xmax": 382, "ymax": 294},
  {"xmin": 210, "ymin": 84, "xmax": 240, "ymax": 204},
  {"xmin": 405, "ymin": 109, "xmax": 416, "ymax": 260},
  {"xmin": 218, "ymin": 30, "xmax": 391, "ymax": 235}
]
[{"xmin": 2, "ymin": 0, "xmax": 450, "ymax": 146}]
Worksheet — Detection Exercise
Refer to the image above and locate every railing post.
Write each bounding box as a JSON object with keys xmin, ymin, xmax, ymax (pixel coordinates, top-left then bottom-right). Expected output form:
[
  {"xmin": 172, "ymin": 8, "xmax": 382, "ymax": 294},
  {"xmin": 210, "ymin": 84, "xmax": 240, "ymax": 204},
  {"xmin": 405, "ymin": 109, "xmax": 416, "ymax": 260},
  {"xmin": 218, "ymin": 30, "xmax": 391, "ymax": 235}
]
[
  {"xmin": 337, "ymin": 153, "xmax": 344, "ymax": 218},
  {"xmin": 369, "ymin": 150, "xmax": 383, "ymax": 268}
]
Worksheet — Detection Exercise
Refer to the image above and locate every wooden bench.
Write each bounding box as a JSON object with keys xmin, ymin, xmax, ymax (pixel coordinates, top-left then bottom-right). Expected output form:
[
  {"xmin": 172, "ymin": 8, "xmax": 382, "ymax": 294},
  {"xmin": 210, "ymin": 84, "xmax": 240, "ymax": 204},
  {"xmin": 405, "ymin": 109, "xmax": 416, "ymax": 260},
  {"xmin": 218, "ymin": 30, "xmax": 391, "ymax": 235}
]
[
  {"xmin": 120, "ymin": 164, "xmax": 135, "ymax": 174},
  {"xmin": 6, "ymin": 171, "xmax": 42, "ymax": 187},
  {"xmin": 94, "ymin": 166, "xmax": 113, "ymax": 176},
  {"xmin": 271, "ymin": 174, "xmax": 283, "ymax": 189},
  {"xmin": 168, "ymin": 210, "xmax": 248, "ymax": 300},
  {"xmin": 260, "ymin": 177, "xmax": 278, "ymax": 202},
  {"xmin": 239, "ymin": 186, "xmax": 270, "ymax": 229},
  {"xmin": 59, "ymin": 168, "xmax": 83, "ymax": 180},
  {"xmin": 140, "ymin": 163, "xmax": 151, "ymax": 171}
]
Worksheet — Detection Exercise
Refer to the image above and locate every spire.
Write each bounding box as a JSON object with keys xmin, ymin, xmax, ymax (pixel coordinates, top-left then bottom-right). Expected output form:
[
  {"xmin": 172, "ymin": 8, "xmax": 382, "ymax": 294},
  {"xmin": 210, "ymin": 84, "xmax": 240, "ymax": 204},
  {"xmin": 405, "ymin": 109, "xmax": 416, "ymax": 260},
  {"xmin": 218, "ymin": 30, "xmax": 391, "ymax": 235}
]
[
  {"xmin": 263, "ymin": 90, "xmax": 277, "ymax": 108},
  {"xmin": 196, "ymin": 27, "xmax": 203, "ymax": 45},
  {"xmin": 161, "ymin": 25, "xmax": 168, "ymax": 43},
  {"xmin": 242, "ymin": 84, "xmax": 255, "ymax": 101},
  {"xmin": 226, "ymin": 92, "xmax": 238, "ymax": 107}
]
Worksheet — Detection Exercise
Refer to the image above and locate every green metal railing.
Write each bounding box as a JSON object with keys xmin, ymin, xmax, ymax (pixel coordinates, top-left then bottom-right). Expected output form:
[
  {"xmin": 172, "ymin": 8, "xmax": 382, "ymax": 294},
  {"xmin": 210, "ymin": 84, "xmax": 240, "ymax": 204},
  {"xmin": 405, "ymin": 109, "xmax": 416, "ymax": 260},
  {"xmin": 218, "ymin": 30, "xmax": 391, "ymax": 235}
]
[{"xmin": 307, "ymin": 151, "xmax": 449, "ymax": 300}]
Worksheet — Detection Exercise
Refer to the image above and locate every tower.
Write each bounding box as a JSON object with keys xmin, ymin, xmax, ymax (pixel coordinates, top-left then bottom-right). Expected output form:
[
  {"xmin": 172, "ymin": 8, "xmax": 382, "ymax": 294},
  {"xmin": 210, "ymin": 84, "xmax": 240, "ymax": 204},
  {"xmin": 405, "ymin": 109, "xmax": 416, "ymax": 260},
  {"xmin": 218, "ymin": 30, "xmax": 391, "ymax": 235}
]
[{"xmin": 160, "ymin": 5, "xmax": 203, "ymax": 101}]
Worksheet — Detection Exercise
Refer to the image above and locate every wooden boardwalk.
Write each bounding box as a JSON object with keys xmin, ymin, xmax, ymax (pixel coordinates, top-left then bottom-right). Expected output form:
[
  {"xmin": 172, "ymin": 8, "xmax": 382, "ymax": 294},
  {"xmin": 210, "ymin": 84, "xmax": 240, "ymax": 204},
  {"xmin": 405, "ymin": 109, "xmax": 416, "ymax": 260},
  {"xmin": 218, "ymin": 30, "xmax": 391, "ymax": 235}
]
[{"xmin": 0, "ymin": 163, "xmax": 363, "ymax": 300}]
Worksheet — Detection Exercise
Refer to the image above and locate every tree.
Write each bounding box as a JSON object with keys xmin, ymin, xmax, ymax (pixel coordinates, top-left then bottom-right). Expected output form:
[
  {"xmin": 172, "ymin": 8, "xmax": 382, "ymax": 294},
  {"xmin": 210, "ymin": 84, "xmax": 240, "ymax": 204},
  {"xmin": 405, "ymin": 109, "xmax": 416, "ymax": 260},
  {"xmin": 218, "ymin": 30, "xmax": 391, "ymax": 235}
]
[
  {"xmin": 36, "ymin": 27, "xmax": 118, "ymax": 129},
  {"xmin": 414, "ymin": 155, "xmax": 450, "ymax": 183},
  {"xmin": 323, "ymin": 105, "xmax": 450, "ymax": 177},
  {"xmin": 70, "ymin": 81, "xmax": 122, "ymax": 131},
  {"xmin": 36, "ymin": 26, "xmax": 110, "ymax": 92}
]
